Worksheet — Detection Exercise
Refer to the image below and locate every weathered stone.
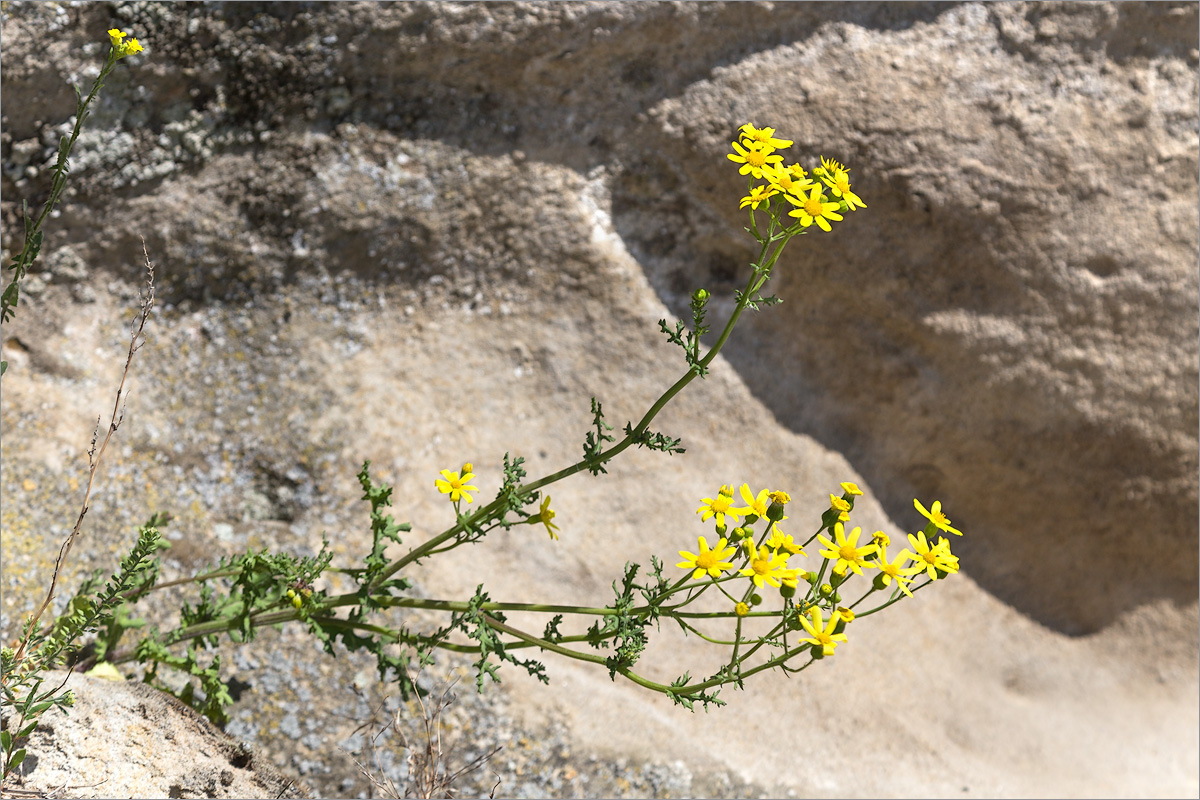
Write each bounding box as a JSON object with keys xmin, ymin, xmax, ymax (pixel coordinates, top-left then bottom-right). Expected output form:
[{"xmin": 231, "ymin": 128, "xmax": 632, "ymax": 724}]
[{"xmin": 1, "ymin": 3, "xmax": 1196, "ymax": 798}]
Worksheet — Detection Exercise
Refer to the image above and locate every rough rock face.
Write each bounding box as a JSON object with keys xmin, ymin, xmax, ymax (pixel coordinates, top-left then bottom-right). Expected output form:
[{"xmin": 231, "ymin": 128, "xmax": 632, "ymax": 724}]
[
  {"xmin": 2, "ymin": 671, "xmax": 307, "ymax": 798},
  {"xmin": 2, "ymin": 2, "xmax": 1197, "ymax": 798}
]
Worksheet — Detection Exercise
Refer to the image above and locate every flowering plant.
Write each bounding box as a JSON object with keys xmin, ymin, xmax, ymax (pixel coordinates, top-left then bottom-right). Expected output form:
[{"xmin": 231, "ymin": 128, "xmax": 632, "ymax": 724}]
[{"xmin": 1, "ymin": 32, "xmax": 965, "ymax": 784}]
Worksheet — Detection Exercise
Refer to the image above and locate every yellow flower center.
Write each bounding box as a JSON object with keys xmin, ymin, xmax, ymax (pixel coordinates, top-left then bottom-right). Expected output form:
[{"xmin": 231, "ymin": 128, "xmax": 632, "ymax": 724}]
[
  {"xmin": 839, "ymin": 546, "xmax": 858, "ymax": 562},
  {"xmin": 695, "ymin": 550, "xmax": 719, "ymax": 570},
  {"xmin": 932, "ymin": 511, "xmax": 950, "ymax": 526},
  {"xmin": 804, "ymin": 195, "xmax": 826, "ymax": 216},
  {"xmin": 834, "ymin": 173, "xmax": 851, "ymax": 193},
  {"xmin": 752, "ymin": 557, "xmax": 770, "ymax": 576},
  {"xmin": 745, "ymin": 149, "xmax": 769, "ymax": 168},
  {"xmin": 712, "ymin": 496, "xmax": 733, "ymax": 513}
]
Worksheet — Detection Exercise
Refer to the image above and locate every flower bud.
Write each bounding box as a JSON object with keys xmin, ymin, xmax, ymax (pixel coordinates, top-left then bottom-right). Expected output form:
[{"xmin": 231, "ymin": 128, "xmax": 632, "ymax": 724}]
[
  {"xmin": 820, "ymin": 583, "xmax": 834, "ymax": 596},
  {"xmin": 766, "ymin": 502, "xmax": 786, "ymax": 522},
  {"xmin": 779, "ymin": 582, "xmax": 797, "ymax": 599},
  {"xmin": 750, "ymin": 593, "xmax": 763, "ymax": 606},
  {"xmin": 291, "ymin": 595, "xmax": 303, "ymax": 610}
]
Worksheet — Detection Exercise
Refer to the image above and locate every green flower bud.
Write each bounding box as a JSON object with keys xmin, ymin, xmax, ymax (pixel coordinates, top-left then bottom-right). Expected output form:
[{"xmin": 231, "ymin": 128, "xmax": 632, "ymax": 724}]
[
  {"xmin": 830, "ymin": 592, "xmax": 841, "ymax": 604},
  {"xmin": 830, "ymin": 570, "xmax": 848, "ymax": 588},
  {"xmin": 743, "ymin": 513, "xmax": 760, "ymax": 525},
  {"xmin": 779, "ymin": 582, "xmax": 797, "ymax": 599},
  {"xmin": 766, "ymin": 502, "xmax": 786, "ymax": 522},
  {"xmin": 750, "ymin": 593, "xmax": 763, "ymax": 606},
  {"xmin": 820, "ymin": 583, "xmax": 834, "ymax": 596},
  {"xmin": 291, "ymin": 595, "xmax": 303, "ymax": 610}
]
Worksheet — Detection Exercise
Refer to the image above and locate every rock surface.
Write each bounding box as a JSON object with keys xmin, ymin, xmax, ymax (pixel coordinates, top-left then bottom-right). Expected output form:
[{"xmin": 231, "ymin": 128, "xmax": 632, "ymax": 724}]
[
  {"xmin": 1, "ymin": 2, "xmax": 1197, "ymax": 798},
  {"xmin": 2, "ymin": 671, "xmax": 307, "ymax": 798}
]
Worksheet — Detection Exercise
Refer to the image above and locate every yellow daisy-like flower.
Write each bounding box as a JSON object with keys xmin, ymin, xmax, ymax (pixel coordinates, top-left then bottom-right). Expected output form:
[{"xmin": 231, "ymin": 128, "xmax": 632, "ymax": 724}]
[
  {"xmin": 786, "ymin": 186, "xmax": 844, "ymax": 232},
  {"xmin": 870, "ymin": 543, "xmax": 920, "ymax": 597},
  {"xmin": 735, "ymin": 601, "xmax": 751, "ymax": 617},
  {"xmin": 901, "ymin": 531, "xmax": 960, "ymax": 580},
  {"xmin": 821, "ymin": 166, "xmax": 866, "ymax": 211},
  {"xmin": 677, "ymin": 535, "xmax": 738, "ymax": 581},
  {"xmin": 697, "ymin": 485, "xmax": 740, "ymax": 528},
  {"xmin": 816, "ymin": 523, "xmax": 878, "ymax": 576},
  {"xmin": 529, "ymin": 495, "xmax": 559, "ymax": 540},
  {"xmin": 739, "ymin": 544, "xmax": 794, "ymax": 588},
  {"xmin": 914, "ymin": 498, "xmax": 962, "ymax": 535},
  {"xmin": 739, "ymin": 184, "xmax": 778, "ymax": 210},
  {"xmin": 768, "ymin": 490, "xmax": 791, "ymax": 505},
  {"xmin": 799, "ymin": 606, "xmax": 848, "ymax": 656},
  {"xmin": 761, "ymin": 162, "xmax": 814, "ymax": 197},
  {"xmin": 734, "ymin": 484, "xmax": 770, "ymax": 518},
  {"xmin": 728, "ymin": 141, "xmax": 784, "ymax": 179},
  {"xmin": 739, "ymin": 124, "xmax": 793, "ymax": 150},
  {"xmin": 765, "ymin": 529, "xmax": 805, "ymax": 556},
  {"xmin": 435, "ymin": 466, "xmax": 478, "ymax": 503},
  {"xmin": 839, "ymin": 481, "xmax": 864, "ymax": 496}
]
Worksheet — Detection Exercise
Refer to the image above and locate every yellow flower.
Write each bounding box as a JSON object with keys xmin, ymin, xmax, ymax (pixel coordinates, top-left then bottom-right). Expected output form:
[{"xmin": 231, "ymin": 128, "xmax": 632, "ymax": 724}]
[
  {"xmin": 735, "ymin": 601, "xmax": 751, "ymax": 617},
  {"xmin": 839, "ymin": 481, "xmax": 864, "ymax": 496},
  {"xmin": 697, "ymin": 485, "xmax": 740, "ymax": 528},
  {"xmin": 818, "ymin": 155, "xmax": 847, "ymax": 175},
  {"xmin": 871, "ymin": 530, "xmax": 890, "ymax": 549},
  {"xmin": 798, "ymin": 606, "xmax": 848, "ymax": 656},
  {"xmin": 739, "ymin": 124, "xmax": 793, "ymax": 150},
  {"xmin": 870, "ymin": 543, "xmax": 920, "ymax": 597},
  {"xmin": 914, "ymin": 498, "xmax": 962, "ymax": 535},
  {"xmin": 829, "ymin": 494, "xmax": 852, "ymax": 522},
  {"xmin": 901, "ymin": 532, "xmax": 960, "ymax": 580},
  {"xmin": 677, "ymin": 536, "xmax": 738, "ymax": 580},
  {"xmin": 739, "ymin": 544, "xmax": 794, "ymax": 588},
  {"xmin": 123, "ymin": 38, "xmax": 144, "ymax": 56},
  {"xmin": 786, "ymin": 186, "xmax": 844, "ymax": 232},
  {"xmin": 727, "ymin": 141, "xmax": 784, "ymax": 179},
  {"xmin": 765, "ymin": 529, "xmax": 805, "ymax": 556},
  {"xmin": 821, "ymin": 166, "xmax": 866, "ymax": 211},
  {"xmin": 528, "ymin": 495, "xmax": 560, "ymax": 540},
  {"xmin": 108, "ymin": 28, "xmax": 127, "ymax": 46},
  {"xmin": 816, "ymin": 523, "xmax": 878, "ymax": 576},
  {"xmin": 435, "ymin": 467, "xmax": 478, "ymax": 503},
  {"xmin": 734, "ymin": 484, "xmax": 770, "ymax": 518},
  {"xmin": 739, "ymin": 184, "xmax": 778, "ymax": 210},
  {"xmin": 768, "ymin": 490, "xmax": 791, "ymax": 505},
  {"xmin": 761, "ymin": 162, "xmax": 813, "ymax": 197}
]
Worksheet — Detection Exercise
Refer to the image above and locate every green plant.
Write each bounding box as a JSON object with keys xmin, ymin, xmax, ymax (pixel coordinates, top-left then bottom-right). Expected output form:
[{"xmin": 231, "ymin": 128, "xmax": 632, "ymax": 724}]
[{"xmin": 1, "ymin": 31, "xmax": 969, "ymax": 790}]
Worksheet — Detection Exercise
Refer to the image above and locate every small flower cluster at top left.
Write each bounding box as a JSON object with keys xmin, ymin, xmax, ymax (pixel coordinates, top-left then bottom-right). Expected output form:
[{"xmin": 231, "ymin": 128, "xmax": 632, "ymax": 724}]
[{"xmin": 108, "ymin": 28, "xmax": 144, "ymax": 58}]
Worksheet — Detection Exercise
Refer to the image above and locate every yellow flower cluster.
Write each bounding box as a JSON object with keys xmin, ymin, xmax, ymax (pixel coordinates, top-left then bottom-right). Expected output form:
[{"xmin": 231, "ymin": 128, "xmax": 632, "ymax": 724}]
[
  {"xmin": 728, "ymin": 124, "xmax": 865, "ymax": 231},
  {"xmin": 107, "ymin": 28, "xmax": 144, "ymax": 58},
  {"xmin": 679, "ymin": 481, "xmax": 964, "ymax": 657}
]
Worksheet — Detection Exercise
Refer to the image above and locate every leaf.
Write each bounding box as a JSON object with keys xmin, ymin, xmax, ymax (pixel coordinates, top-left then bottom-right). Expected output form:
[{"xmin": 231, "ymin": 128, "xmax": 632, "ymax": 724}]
[{"xmin": 8, "ymin": 748, "xmax": 26, "ymax": 770}]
